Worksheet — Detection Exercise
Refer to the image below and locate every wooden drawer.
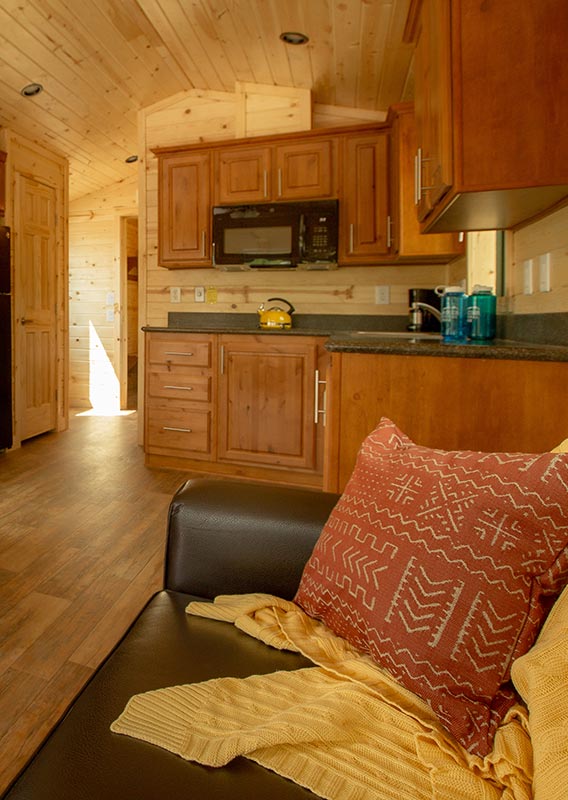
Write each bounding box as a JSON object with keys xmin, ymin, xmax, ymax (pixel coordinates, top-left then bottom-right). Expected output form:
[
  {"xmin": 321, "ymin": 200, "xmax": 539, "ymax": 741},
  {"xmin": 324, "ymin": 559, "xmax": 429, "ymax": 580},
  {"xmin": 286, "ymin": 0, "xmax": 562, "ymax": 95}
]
[
  {"xmin": 147, "ymin": 367, "xmax": 211, "ymax": 402},
  {"xmin": 148, "ymin": 336, "xmax": 211, "ymax": 367},
  {"xmin": 146, "ymin": 406, "xmax": 211, "ymax": 455}
]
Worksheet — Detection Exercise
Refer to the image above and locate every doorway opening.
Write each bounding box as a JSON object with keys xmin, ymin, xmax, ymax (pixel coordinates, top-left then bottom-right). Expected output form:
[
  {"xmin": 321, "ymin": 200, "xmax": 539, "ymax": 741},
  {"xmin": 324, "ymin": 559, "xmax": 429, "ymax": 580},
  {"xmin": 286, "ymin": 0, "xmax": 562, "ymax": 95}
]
[{"xmin": 121, "ymin": 216, "xmax": 139, "ymax": 410}]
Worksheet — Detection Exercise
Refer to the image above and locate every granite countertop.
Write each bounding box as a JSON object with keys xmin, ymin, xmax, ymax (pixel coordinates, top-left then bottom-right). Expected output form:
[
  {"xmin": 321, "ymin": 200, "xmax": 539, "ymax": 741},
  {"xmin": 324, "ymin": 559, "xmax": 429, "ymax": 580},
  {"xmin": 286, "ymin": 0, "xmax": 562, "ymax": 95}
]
[{"xmin": 142, "ymin": 312, "xmax": 568, "ymax": 363}]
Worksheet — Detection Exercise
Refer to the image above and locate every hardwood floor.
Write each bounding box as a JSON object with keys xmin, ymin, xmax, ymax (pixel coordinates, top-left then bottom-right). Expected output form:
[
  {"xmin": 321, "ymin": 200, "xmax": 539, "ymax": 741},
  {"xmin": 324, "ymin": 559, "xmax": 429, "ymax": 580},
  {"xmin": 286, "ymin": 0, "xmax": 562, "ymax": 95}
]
[{"xmin": 0, "ymin": 411, "xmax": 190, "ymax": 793}]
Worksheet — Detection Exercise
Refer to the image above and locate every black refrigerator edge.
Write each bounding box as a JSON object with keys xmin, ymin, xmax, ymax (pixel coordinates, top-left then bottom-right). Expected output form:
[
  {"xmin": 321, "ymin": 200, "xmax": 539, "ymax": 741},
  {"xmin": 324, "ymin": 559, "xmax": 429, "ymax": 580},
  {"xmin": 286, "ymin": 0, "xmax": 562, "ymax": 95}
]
[{"xmin": 0, "ymin": 225, "xmax": 12, "ymax": 450}]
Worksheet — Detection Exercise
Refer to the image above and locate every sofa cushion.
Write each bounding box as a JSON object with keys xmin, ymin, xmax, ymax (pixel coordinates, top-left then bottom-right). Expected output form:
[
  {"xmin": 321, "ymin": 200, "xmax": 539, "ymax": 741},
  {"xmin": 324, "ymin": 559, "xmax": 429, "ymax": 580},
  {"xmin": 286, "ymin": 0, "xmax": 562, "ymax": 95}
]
[{"xmin": 295, "ymin": 418, "xmax": 568, "ymax": 756}]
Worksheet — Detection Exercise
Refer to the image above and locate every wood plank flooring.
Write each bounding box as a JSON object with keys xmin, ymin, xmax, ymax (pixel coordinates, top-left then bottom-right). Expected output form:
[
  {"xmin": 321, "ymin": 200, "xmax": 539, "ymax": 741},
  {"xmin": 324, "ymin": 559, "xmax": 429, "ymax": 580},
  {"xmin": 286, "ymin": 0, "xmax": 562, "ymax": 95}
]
[{"xmin": 0, "ymin": 411, "xmax": 190, "ymax": 794}]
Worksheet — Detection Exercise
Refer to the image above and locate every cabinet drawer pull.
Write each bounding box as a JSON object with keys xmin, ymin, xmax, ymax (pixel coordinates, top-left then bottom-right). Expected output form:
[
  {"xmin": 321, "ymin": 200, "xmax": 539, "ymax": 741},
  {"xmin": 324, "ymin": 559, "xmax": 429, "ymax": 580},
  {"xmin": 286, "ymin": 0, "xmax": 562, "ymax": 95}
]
[
  {"xmin": 165, "ymin": 351, "xmax": 194, "ymax": 357},
  {"xmin": 163, "ymin": 385, "xmax": 194, "ymax": 391},
  {"xmin": 163, "ymin": 426, "xmax": 193, "ymax": 433}
]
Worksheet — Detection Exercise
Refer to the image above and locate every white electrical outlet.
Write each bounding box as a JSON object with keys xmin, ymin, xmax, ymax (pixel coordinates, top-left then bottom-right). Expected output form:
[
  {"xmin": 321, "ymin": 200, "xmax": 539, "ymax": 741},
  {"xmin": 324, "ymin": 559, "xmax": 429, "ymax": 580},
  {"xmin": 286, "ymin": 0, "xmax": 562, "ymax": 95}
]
[
  {"xmin": 539, "ymin": 253, "xmax": 551, "ymax": 292},
  {"xmin": 194, "ymin": 286, "xmax": 205, "ymax": 302},
  {"xmin": 523, "ymin": 259, "xmax": 533, "ymax": 295},
  {"xmin": 375, "ymin": 285, "xmax": 390, "ymax": 305},
  {"xmin": 170, "ymin": 287, "xmax": 181, "ymax": 303}
]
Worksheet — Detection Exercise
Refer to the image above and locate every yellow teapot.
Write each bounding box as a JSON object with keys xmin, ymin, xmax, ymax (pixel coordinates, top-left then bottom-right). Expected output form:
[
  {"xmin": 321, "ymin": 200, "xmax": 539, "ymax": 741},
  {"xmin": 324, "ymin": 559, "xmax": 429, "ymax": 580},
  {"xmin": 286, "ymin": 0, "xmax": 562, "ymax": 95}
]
[{"xmin": 257, "ymin": 297, "xmax": 295, "ymax": 330}]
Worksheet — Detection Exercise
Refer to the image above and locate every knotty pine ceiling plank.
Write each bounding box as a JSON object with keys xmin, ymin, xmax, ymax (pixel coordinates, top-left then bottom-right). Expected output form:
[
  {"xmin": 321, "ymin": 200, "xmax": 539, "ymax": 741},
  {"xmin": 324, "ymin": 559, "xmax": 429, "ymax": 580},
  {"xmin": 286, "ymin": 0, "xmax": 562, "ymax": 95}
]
[
  {"xmin": 135, "ymin": 0, "xmax": 217, "ymax": 90},
  {"xmin": 331, "ymin": 0, "xmax": 364, "ymax": 108},
  {"xmin": 373, "ymin": 0, "xmax": 415, "ymax": 108}
]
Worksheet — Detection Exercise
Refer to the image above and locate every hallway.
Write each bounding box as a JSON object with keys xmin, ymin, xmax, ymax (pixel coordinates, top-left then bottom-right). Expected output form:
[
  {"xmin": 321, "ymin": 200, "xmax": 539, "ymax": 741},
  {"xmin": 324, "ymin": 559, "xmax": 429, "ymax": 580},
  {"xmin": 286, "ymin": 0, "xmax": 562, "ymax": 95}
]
[{"xmin": 0, "ymin": 412, "xmax": 189, "ymax": 793}]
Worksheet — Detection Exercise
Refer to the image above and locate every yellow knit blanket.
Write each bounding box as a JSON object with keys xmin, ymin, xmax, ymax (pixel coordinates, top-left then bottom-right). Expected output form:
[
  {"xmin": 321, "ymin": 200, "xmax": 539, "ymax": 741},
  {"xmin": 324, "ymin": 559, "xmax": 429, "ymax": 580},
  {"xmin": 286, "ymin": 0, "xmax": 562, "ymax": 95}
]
[{"xmin": 111, "ymin": 587, "xmax": 568, "ymax": 800}]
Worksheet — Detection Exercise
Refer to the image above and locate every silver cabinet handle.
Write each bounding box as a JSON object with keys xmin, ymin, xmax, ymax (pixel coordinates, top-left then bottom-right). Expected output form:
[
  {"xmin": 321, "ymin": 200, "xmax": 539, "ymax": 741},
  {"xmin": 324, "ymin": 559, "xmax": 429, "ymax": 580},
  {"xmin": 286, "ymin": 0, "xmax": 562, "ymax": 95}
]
[
  {"xmin": 349, "ymin": 223, "xmax": 354, "ymax": 254},
  {"xmin": 263, "ymin": 169, "xmax": 268, "ymax": 198},
  {"xmin": 387, "ymin": 215, "xmax": 393, "ymax": 249},
  {"xmin": 165, "ymin": 351, "xmax": 194, "ymax": 356},
  {"xmin": 201, "ymin": 230, "xmax": 206, "ymax": 254},
  {"xmin": 163, "ymin": 385, "xmax": 194, "ymax": 391},
  {"xmin": 313, "ymin": 369, "xmax": 327, "ymax": 426},
  {"xmin": 277, "ymin": 168, "xmax": 282, "ymax": 197},
  {"xmin": 415, "ymin": 147, "xmax": 434, "ymax": 203},
  {"xmin": 163, "ymin": 426, "xmax": 192, "ymax": 433},
  {"xmin": 220, "ymin": 345, "xmax": 225, "ymax": 375}
]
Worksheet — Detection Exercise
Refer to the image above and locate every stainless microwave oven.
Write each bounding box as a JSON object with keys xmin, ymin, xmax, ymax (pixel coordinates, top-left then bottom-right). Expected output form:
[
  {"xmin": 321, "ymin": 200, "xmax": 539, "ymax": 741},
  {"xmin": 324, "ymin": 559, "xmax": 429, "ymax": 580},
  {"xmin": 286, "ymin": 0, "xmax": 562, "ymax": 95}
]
[{"xmin": 212, "ymin": 199, "xmax": 338, "ymax": 270}]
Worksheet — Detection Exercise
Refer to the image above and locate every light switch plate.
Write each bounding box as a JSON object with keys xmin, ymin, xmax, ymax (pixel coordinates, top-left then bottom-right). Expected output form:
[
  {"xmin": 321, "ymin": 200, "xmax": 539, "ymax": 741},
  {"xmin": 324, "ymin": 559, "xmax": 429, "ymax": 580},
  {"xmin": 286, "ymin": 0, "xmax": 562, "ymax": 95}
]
[
  {"xmin": 194, "ymin": 286, "xmax": 205, "ymax": 302},
  {"xmin": 375, "ymin": 285, "xmax": 390, "ymax": 305},
  {"xmin": 539, "ymin": 253, "xmax": 551, "ymax": 292},
  {"xmin": 170, "ymin": 287, "xmax": 181, "ymax": 303},
  {"xmin": 523, "ymin": 259, "xmax": 533, "ymax": 295}
]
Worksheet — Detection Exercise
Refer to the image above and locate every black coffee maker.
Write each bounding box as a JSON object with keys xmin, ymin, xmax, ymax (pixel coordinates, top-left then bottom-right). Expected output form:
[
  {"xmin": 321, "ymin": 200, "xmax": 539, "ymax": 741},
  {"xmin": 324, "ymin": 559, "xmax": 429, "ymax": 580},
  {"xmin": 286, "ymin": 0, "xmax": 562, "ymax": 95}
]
[{"xmin": 408, "ymin": 288, "xmax": 441, "ymax": 332}]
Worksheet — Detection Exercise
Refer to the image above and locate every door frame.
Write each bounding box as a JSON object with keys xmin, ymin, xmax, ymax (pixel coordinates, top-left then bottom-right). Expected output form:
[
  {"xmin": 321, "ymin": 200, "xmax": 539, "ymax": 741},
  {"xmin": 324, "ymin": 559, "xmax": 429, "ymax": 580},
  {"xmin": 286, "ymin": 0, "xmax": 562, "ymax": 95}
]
[
  {"xmin": 116, "ymin": 215, "xmax": 139, "ymax": 410},
  {"xmin": 6, "ymin": 134, "xmax": 69, "ymax": 448}
]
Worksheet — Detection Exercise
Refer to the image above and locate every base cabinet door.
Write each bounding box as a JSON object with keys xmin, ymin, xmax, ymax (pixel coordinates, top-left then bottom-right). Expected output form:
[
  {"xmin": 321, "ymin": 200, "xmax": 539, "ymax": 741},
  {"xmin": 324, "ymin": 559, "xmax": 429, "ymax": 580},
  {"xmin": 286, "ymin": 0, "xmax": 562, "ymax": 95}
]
[
  {"xmin": 325, "ymin": 352, "xmax": 568, "ymax": 493},
  {"xmin": 217, "ymin": 335, "xmax": 321, "ymax": 471}
]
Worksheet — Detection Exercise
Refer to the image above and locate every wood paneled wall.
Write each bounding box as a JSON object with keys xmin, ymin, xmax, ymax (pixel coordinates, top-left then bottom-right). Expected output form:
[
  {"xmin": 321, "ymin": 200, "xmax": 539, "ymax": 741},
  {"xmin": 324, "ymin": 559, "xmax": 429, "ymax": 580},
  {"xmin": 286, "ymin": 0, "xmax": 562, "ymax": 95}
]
[{"xmin": 507, "ymin": 204, "xmax": 568, "ymax": 314}]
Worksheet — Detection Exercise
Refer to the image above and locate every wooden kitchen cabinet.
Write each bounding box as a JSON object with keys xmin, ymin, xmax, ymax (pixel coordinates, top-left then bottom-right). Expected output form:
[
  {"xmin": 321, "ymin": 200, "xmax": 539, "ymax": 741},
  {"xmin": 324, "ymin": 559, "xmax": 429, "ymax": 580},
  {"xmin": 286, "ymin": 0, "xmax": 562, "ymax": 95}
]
[
  {"xmin": 145, "ymin": 332, "xmax": 216, "ymax": 460},
  {"xmin": 274, "ymin": 138, "xmax": 336, "ymax": 200},
  {"xmin": 157, "ymin": 150, "xmax": 211, "ymax": 267},
  {"xmin": 324, "ymin": 351, "xmax": 568, "ymax": 493},
  {"xmin": 339, "ymin": 130, "xmax": 391, "ymax": 263},
  {"xmin": 145, "ymin": 331, "xmax": 328, "ymax": 488},
  {"xmin": 388, "ymin": 103, "xmax": 463, "ymax": 261},
  {"xmin": 217, "ymin": 334, "xmax": 326, "ymax": 472},
  {"xmin": 410, "ymin": 0, "xmax": 568, "ymax": 232},
  {"xmin": 214, "ymin": 144, "xmax": 272, "ymax": 204},
  {"xmin": 214, "ymin": 137, "xmax": 337, "ymax": 204}
]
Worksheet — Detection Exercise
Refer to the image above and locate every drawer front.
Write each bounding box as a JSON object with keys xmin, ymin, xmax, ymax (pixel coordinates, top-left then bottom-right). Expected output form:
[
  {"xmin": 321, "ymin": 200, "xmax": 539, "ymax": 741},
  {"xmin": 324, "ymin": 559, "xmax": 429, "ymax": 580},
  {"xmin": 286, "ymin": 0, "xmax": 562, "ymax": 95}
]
[
  {"xmin": 147, "ymin": 368, "xmax": 211, "ymax": 402},
  {"xmin": 148, "ymin": 338, "xmax": 211, "ymax": 367},
  {"xmin": 146, "ymin": 407, "xmax": 211, "ymax": 454}
]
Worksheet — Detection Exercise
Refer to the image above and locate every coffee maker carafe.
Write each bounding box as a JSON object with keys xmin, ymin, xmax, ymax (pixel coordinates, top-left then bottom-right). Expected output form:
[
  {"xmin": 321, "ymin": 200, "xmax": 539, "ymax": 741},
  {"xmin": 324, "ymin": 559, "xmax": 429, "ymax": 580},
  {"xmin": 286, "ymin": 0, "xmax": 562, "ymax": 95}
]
[{"xmin": 408, "ymin": 288, "xmax": 441, "ymax": 332}]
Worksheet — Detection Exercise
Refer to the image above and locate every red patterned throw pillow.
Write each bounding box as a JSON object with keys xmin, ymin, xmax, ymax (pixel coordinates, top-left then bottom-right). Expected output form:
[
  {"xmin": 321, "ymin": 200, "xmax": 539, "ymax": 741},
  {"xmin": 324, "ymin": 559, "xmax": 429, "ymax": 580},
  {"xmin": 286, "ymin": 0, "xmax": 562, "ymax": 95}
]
[{"xmin": 295, "ymin": 418, "xmax": 568, "ymax": 756}]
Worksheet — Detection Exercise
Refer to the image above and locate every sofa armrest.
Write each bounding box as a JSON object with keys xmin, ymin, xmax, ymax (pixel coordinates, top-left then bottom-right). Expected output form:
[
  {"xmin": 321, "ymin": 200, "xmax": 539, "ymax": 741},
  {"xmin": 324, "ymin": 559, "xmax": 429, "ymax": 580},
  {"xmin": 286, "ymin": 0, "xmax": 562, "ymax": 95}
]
[{"xmin": 164, "ymin": 478, "xmax": 339, "ymax": 600}]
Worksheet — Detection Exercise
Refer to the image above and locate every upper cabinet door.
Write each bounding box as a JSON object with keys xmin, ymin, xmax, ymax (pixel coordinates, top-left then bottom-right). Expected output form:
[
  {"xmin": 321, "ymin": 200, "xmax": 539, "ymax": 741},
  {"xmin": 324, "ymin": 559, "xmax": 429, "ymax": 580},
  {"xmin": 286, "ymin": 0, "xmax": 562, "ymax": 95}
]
[
  {"xmin": 340, "ymin": 131, "xmax": 390, "ymax": 262},
  {"xmin": 215, "ymin": 145, "xmax": 271, "ymax": 204},
  {"xmin": 413, "ymin": 0, "xmax": 453, "ymax": 222},
  {"xmin": 158, "ymin": 151, "xmax": 211, "ymax": 268},
  {"xmin": 274, "ymin": 139, "xmax": 337, "ymax": 200}
]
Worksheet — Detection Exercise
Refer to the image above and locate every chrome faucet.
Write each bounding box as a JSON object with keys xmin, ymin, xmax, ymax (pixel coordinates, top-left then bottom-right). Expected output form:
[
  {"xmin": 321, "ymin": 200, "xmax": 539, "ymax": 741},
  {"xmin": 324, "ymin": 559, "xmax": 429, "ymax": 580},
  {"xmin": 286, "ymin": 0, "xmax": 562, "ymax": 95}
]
[{"xmin": 409, "ymin": 301, "xmax": 442, "ymax": 322}]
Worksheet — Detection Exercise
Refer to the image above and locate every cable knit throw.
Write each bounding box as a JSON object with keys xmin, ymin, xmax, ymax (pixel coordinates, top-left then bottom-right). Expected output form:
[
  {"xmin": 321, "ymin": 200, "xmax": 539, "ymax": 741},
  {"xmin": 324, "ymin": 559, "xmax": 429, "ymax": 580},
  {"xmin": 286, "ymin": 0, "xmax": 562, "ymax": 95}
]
[{"xmin": 110, "ymin": 589, "xmax": 568, "ymax": 800}]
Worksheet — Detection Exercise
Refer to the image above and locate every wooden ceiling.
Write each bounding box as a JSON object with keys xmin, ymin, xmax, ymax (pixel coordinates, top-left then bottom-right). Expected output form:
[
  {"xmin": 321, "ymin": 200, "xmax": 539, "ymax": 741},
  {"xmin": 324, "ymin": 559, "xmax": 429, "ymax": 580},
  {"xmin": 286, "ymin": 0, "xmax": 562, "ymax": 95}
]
[{"xmin": 0, "ymin": 0, "xmax": 414, "ymax": 201}]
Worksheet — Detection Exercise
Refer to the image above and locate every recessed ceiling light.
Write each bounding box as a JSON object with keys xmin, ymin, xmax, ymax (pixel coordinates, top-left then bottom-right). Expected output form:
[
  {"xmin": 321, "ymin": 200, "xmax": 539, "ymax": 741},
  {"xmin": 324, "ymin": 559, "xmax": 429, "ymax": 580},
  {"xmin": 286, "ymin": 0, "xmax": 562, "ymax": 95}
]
[
  {"xmin": 125, "ymin": 155, "xmax": 138, "ymax": 163},
  {"xmin": 280, "ymin": 31, "xmax": 309, "ymax": 45},
  {"xmin": 21, "ymin": 82, "xmax": 43, "ymax": 98}
]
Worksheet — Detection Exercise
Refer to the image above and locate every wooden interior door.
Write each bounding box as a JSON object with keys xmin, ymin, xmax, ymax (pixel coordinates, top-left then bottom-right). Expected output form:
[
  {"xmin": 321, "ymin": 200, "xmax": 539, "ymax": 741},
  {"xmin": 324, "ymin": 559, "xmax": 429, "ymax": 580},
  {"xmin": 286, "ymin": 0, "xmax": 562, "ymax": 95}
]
[{"xmin": 16, "ymin": 175, "xmax": 58, "ymax": 441}]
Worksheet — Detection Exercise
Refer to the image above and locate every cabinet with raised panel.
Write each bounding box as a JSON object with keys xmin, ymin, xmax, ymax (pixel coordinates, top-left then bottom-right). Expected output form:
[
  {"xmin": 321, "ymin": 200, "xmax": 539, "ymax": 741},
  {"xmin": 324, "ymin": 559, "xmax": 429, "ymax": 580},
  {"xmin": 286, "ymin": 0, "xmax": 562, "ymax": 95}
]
[
  {"xmin": 339, "ymin": 130, "xmax": 391, "ymax": 263},
  {"xmin": 157, "ymin": 150, "xmax": 211, "ymax": 267},
  {"xmin": 214, "ymin": 137, "xmax": 337, "ymax": 204},
  {"xmin": 217, "ymin": 334, "xmax": 326, "ymax": 472},
  {"xmin": 145, "ymin": 332, "xmax": 216, "ymax": 459},
  {"xmin": 145, "ymin": 331, "xmax": 328, "ymax": 488}
]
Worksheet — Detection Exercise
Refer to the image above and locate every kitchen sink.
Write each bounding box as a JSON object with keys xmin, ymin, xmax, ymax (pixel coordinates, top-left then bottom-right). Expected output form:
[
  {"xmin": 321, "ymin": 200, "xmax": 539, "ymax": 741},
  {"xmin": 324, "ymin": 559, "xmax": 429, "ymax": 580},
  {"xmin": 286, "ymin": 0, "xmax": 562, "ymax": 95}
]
[{"xmin": 347, "ymin": 331, "xmax": 442, "ymax": 341}]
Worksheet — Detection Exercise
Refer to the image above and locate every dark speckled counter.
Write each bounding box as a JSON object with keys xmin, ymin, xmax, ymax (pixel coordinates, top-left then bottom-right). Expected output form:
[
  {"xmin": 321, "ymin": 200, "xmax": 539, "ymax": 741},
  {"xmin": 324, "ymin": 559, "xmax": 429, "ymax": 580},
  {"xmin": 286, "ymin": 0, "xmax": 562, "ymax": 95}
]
[{"xmin": 142, "ymin": 312, "xmax": 568, "ymax": 363}]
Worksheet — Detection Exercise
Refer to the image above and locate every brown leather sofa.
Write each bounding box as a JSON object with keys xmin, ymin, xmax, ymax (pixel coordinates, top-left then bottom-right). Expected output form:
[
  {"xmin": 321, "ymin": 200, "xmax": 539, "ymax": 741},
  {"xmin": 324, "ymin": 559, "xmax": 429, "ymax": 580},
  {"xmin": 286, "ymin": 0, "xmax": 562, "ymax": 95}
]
[{"xmin": 2, "ymin": 478, "xmax": 339, "ymax": 800}]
